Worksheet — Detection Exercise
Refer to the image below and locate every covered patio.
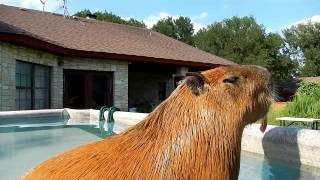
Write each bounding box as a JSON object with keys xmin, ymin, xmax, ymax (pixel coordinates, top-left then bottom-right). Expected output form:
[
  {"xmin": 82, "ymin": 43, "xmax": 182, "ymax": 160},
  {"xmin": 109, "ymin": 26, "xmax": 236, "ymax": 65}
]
[{"xmin": 128, "ymin": 62, "xmax": 209, "ymax": 112}]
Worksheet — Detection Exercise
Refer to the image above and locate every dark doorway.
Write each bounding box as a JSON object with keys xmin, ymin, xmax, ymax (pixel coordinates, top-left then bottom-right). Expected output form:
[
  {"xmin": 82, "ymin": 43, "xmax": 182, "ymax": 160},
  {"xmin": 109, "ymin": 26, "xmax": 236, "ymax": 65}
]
[{"xmin": 63, "ymin": 70, "xmax": 113, "ymax": 109}]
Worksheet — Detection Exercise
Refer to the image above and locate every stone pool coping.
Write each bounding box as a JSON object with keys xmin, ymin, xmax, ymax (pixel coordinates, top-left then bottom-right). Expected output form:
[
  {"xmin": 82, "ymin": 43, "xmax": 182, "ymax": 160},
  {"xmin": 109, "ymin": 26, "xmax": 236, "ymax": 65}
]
[
  {"xmin": 242, "ymin": 124, "xmax": 320, "ymax": 168},
  {"xmin": 0, "ymin": 109, "xmax": 66, "ymax": 119},
  {"xmin": 0, "ymin": 109, "xmax": 319, "ymax": 168}
]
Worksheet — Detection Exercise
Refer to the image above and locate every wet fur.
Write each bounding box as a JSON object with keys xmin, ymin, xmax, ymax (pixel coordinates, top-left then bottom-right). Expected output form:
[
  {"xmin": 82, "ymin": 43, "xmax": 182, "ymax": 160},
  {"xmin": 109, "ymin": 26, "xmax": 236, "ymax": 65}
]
[{"xmin": 23, "ymin": 65, "xmax": 273, "ymax": 180}]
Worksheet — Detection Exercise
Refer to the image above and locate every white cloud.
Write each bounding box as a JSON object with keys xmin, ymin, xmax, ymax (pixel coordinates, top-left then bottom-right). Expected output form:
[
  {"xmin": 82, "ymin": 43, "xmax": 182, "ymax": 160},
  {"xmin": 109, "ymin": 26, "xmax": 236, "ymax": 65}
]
[
  {"xmin": 144, "ymin": 12, "xmax": 208, "ymax": 33},
  {"xmin": 223, "ymin": 4, "xmax": 230, "ymax": 9},
  {"xmin": 193, "ymin": 22, "xmax": 206, "ymax": 33},
  {"xmin": 122, "ymin": 17, "xmax": 131, "ymax": 21},
  {"xmin": 265, "ymin": 27, "xmax": 273, "ymax": 34},
  {"xmin": 0, "ymin": 0, "xmax": 61, "ymax": 12},
  {"xmin": 144, "ymin": 12, "xmax": 179, "ymax": 28},
  {"xmin": 283, "ymin": 15, "xmax": 320, "ymax": 29},
  {"xmin": 191, "ymin": 12, "xmax": 208, "ymax": 20}
]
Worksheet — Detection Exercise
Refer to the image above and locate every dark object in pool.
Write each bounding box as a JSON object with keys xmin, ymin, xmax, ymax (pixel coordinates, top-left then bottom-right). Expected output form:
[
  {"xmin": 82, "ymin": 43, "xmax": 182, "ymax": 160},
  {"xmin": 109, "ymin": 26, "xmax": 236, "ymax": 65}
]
[{"xmin": 23, "ymin": 65, "xmax": 273, "ymax": 180}]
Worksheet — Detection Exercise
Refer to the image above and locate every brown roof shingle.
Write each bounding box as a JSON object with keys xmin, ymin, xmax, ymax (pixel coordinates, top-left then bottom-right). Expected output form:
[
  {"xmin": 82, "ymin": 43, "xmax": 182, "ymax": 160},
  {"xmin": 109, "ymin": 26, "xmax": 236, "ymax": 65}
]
[{"xmin": 0, "ymin": 4, "xmax": 236, "ymax": 67}]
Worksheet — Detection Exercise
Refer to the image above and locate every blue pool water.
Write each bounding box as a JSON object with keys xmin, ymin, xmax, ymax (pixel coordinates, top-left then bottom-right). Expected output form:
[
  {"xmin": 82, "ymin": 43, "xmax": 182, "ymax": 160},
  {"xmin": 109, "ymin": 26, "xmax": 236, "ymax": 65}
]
[{"xmin": 0, "ymin": 118, "xmax": 319, "ymax": 180}]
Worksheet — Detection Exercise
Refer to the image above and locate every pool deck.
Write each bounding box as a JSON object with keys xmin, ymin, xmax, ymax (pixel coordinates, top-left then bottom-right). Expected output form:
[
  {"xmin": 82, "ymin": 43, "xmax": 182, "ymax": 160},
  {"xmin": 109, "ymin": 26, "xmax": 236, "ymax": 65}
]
[{"xmin": 1, "ymin": 109, "xmax": 319, "ymax": 168}]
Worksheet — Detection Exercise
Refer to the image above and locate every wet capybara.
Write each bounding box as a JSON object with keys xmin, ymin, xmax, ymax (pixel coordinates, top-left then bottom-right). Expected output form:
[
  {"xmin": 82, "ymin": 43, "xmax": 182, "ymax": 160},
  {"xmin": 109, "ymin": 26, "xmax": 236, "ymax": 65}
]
[{"xmin": 23, "ymin": 65, "xmax": 273, "ymax": 180}]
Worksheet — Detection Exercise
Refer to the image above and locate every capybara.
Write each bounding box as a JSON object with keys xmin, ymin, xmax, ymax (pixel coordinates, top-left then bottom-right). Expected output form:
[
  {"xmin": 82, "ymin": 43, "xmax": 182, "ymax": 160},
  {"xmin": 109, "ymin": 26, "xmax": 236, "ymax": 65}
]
[{"xmin": 23, "ymin": 65, "xmax": 273, "ymax": 180}]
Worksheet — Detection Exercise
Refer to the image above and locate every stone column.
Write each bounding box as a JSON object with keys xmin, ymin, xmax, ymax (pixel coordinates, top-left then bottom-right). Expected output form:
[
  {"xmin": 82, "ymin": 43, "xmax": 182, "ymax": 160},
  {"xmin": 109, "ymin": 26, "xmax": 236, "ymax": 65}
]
[
  {"xmin": 51, "ymin": 65, "xmax": 64, "ymax": 109},
  {"xmin": 176, "ymin": 66, "xmax": 189, "ymax": 76},
  {"xmin": 171, "ymin": 66, "xmax": 189, "ymax": 89},
  {"xmin": 114, "ymin": 64, "xmax": 129, "ymax": 111},
  {"xmin": 0, "ymin": 43, "xmax": 16, "ymax": 111}
]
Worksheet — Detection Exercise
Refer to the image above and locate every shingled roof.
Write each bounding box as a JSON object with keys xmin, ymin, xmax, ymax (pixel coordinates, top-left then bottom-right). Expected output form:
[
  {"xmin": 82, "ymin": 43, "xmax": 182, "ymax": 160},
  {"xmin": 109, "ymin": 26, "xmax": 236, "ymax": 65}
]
[{"xmin": 0, "ymin": 4, "xmax": 236, "ymax": 67}]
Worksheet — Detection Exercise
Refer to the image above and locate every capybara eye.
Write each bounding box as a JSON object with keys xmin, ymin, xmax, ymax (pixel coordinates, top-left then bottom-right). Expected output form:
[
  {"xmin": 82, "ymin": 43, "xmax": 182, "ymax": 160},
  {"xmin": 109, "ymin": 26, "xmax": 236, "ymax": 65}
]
[{"xmin": 223, "ymin": 76, "xmax": 239, "ymax": 84}]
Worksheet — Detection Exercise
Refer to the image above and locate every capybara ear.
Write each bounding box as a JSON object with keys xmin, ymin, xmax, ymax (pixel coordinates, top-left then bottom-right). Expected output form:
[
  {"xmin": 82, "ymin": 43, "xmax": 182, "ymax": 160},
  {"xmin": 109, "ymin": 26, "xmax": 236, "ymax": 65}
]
[{"xmin": 185, "ymin": 72, "xmax": 205, "ymax": 96}]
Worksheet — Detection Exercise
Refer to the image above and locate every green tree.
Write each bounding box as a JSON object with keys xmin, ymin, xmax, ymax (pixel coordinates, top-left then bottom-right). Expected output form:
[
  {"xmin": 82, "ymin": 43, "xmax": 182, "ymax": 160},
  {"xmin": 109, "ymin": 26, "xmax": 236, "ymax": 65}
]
[
  {"xmin": 73, "ymin": 9, "xmax": 91, "ymax": 17},
  {"xmin": 73, "ymin": 9, "xmax": 146, "ymax": 28},
  {"xmin": 152, "ymin": 17, "xmax": 177, "ymax": 39},
  {"xmin": 194, "ymin": 16, "xmax": 297, "ymax": 82},
  {"xmin": 283, "ymin": 23, "xmax": 320, "ymax": 76},
  {"xmin": 152, "ymin": 16, "xmax": 194, "ymax": 45},
  {"xmin": 174, "ymin": 17, "xmax": 194, "ymax": 45},
  {"xmin": 264, "ymin": 33, "xmax": 298, "ymax": 81}
]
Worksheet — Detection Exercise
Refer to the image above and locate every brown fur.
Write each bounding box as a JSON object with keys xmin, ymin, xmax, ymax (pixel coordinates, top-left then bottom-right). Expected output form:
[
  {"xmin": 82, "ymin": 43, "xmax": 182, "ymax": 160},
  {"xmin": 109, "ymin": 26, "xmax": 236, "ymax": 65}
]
[{"xmin": 23, "ymin": 65, "xmax": 273, "ymax": 180}]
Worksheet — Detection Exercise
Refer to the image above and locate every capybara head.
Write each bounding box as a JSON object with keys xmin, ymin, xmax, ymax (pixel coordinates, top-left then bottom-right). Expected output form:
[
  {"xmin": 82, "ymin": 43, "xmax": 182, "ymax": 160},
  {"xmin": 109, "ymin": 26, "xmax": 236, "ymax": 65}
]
[{"xmin": 181, "ymin": 65, "xmax": 273, "ymax": 130}]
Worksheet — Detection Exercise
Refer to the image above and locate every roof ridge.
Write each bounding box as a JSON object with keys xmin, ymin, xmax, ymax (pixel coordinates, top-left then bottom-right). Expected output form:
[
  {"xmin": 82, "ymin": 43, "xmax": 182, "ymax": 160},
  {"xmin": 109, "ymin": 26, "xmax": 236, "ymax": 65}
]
[
  {"xmin": 71, "ymin": 15, "xmax": 152, "ymax": 32},
  {"xmin": 0, "ymin": 4, "xmax": 152, "ymax": 33}
]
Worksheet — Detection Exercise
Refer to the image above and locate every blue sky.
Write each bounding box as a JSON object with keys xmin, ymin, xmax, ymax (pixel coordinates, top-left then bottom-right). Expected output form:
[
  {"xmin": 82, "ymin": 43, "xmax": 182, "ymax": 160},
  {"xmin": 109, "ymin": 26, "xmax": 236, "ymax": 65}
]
[{"xmin": 1, "ymin": 0, "xmax": 319, "ymax": 32}]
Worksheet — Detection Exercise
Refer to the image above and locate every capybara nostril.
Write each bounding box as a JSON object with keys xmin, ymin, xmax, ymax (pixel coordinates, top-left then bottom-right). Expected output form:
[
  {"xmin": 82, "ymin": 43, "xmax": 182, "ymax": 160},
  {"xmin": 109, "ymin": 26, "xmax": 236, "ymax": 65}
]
[{"xmin": 23, "ymin": 65, "xmax": 273, "ymax": 180}]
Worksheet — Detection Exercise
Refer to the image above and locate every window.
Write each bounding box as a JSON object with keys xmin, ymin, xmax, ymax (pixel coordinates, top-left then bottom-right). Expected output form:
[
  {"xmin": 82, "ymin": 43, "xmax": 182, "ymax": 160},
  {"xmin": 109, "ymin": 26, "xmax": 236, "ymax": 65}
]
[
  {"xmin": 16, "ymin": 61, "xmax": 50, "ymax": 110},
  {"xmin": 15, "ymin": 62, "xmax": 32, "ymax": 110}
]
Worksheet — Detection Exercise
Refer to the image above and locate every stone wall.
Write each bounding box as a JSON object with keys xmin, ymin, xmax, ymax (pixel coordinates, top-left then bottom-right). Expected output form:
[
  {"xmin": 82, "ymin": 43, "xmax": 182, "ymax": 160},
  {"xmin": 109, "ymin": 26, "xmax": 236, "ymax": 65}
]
[{"xmin": 0, "ymin": 42, "xmax": 128, "ymax": 111}]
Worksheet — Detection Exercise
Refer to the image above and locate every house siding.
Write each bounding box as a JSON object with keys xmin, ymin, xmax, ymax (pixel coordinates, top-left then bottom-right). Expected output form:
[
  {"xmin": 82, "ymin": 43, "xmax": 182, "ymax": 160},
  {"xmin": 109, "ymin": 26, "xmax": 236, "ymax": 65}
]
[{"xmin": 0, "ymin": 42, "xmax": 128, "ymax": 111}]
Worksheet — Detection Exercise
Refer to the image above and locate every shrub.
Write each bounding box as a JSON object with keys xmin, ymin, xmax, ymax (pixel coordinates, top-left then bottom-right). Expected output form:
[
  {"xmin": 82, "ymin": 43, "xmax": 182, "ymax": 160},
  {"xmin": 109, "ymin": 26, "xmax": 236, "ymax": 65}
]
[
  {"xmin": 286, "ymin": 82, "xmax": 320, "ymax": 118},
  {"xmin": 267, "ymin": 82, "xmax": 320, "ymax": 125},
  {"xmin": 296, "ymin": 82, "xmax": 320, "ymax": 97}
]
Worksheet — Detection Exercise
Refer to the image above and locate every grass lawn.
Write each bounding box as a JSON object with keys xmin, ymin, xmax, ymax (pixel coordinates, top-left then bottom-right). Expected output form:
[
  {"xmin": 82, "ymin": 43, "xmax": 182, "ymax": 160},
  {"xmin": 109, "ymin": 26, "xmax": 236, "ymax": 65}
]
[
  {"xmin": 266, "ymin": 104, "xmax": 319, "ymax": 128},
  {"xmin": 267, "ymin": 108, "xmax": 282, "ymax": 126}
]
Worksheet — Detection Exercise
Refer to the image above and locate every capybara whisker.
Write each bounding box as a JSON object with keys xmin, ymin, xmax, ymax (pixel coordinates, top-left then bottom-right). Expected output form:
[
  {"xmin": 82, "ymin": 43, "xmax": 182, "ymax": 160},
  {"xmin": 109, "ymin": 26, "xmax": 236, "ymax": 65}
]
[{"xmin": 23, "ymin": 65, "xmax": 273, "ymax": 180}]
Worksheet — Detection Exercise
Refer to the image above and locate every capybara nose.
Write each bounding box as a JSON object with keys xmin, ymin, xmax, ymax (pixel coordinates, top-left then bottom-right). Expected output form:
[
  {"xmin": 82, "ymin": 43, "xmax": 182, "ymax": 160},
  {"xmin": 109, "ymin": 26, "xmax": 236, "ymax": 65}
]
[
  {"xmin": 242, "ymin": 65, "xmax": 271, "ymax": 80},
  {"xmin": 243, "ymin": 65, "xmax": 273, "ymax": 92}
]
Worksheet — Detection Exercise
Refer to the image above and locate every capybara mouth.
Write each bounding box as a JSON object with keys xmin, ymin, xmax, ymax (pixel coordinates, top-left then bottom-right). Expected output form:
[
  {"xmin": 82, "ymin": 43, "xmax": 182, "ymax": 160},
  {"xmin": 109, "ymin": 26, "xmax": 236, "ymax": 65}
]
[
  {"xmin": 258, "ymin": 87, "xmax": 273, "ymax": 133},
  {"xmin": 259, "ymin": 116, "xmax": 268, "ymax": 132}
]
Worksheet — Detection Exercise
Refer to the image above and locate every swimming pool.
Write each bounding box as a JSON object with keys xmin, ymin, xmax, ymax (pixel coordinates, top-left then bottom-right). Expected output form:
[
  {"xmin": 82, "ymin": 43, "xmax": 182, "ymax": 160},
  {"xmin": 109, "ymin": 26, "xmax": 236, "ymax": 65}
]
[{"xmin": 0, "ymin": 118, "xmax": 319, "ymax": 180}]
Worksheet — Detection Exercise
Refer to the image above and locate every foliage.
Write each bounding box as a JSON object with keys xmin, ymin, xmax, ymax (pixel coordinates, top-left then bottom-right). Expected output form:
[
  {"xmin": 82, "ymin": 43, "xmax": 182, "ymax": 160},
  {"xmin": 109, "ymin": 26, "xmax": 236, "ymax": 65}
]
[
  {"xmin": 267, "ymin": 106, "xmax": 316, "ymax": 128},
  {"xmin": 194, "ymin": 16, "xmax": 264, "ymax": 64},
  {"xmin": 289, "ymin": 82, "xmax": 320, "ymax": 119},
  {"xmin": 194, "ymin": 16, "xmax": 298, "ymax": 82},
  {"xmin": 296, "ymin": 81, "xmax": 320, "ymax": 96},
  {"xmin": 173, "ymin": 17, "xmax": 194, "ymax": 45},
  {"xmin": 283, "ymin": 23, "xmax": 320, "ymax": 76},
  {"xmin": 285, "ymin": 96, "xmax": 320, "ymax": 119},
  {"xmin": 268, "ymin": 82, "xmax": 320, "ymax": 125},
  {"xmin": 152, "ymin": 17, "xmax": 176, "ymax": 38},
  {"xmin": 152, "ymin": 16, "xmax": 194, "ymax": 46},
  {"xmin": 73, "ymin": 9, "xmax": 146, "ymax": 28},
  {"xmin": 267, "ymin": 108, "xmax": 283, "ymax": 126}
]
